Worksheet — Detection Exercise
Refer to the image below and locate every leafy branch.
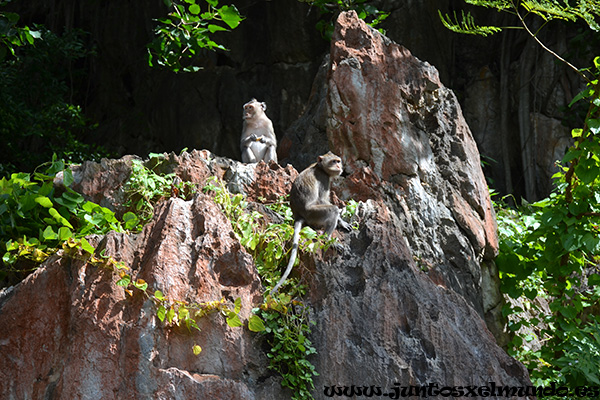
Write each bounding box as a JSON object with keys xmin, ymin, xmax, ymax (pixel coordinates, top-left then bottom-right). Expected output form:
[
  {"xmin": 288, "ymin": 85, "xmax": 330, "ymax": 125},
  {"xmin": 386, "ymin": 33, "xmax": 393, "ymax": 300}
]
[
  {"xmin": 147, "ymin": 0, "xmax": 243, "ymax": 72},
  {"xmin": 0, "ymin": 0, "xmax": 41, "ymax": 60},
  {"xmin": 439, "ymin": 0, "xmax": 599, "ymax": 81}
]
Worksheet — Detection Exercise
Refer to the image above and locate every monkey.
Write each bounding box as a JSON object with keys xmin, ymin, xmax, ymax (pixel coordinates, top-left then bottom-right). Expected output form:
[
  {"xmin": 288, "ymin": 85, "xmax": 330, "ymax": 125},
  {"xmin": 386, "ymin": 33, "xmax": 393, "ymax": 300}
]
[
  {"xmin": 240, "ymin": 99, "xmax": 278, "ymax": 164},
  {"xmin": 271, "ymin": 152, "xmax": 351, "ymax": 293}
]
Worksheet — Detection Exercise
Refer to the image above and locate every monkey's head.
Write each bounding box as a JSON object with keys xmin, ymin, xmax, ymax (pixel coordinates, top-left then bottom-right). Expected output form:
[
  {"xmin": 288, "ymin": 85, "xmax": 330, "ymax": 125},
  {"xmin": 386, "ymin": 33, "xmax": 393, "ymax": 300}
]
[
  {"xmin": 318, "ymin": 152, "xmax": 344, "ymax": 177},
  {"xmin": 243, "ymin": 99, "xmax": 267, "ymax": 120}
]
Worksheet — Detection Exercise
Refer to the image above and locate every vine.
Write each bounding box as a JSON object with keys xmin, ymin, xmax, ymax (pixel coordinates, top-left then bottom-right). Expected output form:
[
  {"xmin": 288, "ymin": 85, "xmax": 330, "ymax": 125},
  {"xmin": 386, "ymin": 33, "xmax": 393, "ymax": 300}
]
[{"xmin": 203, "ymin": 176, "xmax": 357, "ymax": 400}]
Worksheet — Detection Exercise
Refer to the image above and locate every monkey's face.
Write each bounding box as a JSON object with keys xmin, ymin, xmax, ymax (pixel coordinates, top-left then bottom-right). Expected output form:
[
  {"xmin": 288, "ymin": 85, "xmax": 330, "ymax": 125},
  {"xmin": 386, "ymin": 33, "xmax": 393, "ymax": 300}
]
[
  {"xmin": 320, "ymin": 154, "xmax": 344, "ymax": 177},
  {"xmin": 243, "ymin": 100, "xmax": 266, "ymax": 120}
]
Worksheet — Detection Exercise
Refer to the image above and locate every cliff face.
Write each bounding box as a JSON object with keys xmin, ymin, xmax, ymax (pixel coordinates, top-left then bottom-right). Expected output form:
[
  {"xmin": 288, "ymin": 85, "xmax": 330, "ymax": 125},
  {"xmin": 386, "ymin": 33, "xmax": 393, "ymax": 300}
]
[{"xmin": 0, "ymin": 12, "xmax": 531, "ymax": 399}]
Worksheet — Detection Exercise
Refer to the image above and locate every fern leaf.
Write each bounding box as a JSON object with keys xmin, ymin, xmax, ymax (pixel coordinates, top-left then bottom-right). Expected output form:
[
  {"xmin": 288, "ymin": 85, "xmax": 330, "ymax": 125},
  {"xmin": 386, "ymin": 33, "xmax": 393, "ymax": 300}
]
[
  {"xmin": 575, "ymin": 0, "xmax": 600, "ymax": 31},
  {"xmin": 464, "ymin": 0, "xmax": 512, "ymax": 11},
  {"xmin": 438, "ymin": 10, "xmax": 503, "ymax": 36},
  {"xmin": 521, "ymin": 0, "xmax": 578, "ymax": 22}
]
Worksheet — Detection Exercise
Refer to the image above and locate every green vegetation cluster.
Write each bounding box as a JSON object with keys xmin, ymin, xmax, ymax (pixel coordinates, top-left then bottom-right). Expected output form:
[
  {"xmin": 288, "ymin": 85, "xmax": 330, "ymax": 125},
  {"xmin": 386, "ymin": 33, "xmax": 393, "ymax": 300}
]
[
  {"xmin": 204, "ymin": 176, "xmax": 358, "ymax": 400},
  {"xmin": 495, "ymin": 59, "xmax": 600, "ymax": 387},
  {"xmin": 0, "ymin": 5, "xmax": 109, "ymax": 175},
  {"xmin": 443, "ymin": 0, "xmax": 600, "ymax": 391},
  {"xmin": 0, "ymin": 156, "xmax": 140, "ymax": 285},
  {"xmin": 147, "ymin": 0, "xmax": 244, "ymax": 73}
]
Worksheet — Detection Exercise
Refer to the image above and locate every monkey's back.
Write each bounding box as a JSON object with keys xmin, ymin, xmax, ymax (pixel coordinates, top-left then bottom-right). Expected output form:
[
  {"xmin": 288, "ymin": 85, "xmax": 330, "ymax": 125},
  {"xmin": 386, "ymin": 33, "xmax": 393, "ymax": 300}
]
[{"xmin": 289, "ymin": 163, "xmax": 330, "ymax": 220}]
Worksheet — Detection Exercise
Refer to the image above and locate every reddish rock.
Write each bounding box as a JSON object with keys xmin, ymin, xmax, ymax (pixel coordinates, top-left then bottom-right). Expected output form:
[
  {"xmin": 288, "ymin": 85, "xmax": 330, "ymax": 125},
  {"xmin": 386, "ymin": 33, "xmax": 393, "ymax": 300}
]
[
  {"xmin": 0, "ymin": 195, "xmax": 268, "ymax": 399},
  {"xmin": 0, "ymin": 11, "xmax": 528, "ymax": 400}
]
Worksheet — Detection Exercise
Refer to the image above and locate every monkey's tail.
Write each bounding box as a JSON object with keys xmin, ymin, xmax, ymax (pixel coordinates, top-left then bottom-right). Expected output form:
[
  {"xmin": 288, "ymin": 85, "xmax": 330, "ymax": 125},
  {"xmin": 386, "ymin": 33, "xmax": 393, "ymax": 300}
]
[{"xmin": 271, "ymin": 219, "xmax": 303, "ymax": 294}]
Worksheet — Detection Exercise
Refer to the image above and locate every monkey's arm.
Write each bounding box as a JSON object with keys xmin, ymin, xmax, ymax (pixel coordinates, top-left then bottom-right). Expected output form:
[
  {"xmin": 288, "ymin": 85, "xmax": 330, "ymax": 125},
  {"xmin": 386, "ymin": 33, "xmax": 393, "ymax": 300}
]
[
  {"xmin": 259, "ymin": 134, "xmax": 277, "ymax": 147},
  {"xmin": 241, "ymin": 134, "xmax": 259, "ymax": 147}
]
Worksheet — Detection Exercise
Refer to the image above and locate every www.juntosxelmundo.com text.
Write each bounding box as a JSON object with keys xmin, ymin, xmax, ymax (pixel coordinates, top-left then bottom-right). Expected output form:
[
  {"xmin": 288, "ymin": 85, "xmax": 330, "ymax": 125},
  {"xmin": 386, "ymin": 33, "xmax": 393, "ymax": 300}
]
[{"xmin": 323, "ymin": 382, "xmax": 600, "ymax": 398}]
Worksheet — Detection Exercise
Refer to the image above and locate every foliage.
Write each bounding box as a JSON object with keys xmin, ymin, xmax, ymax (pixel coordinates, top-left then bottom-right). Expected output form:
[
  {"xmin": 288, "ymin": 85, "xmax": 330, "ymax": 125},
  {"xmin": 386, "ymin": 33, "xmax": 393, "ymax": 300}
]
[
  {"xmin": 203, "ymin": 176, "xmax": 357, "ymax": 399},
  {"xmin": 258, "ymin": 295, "xmax": 318, "ymax": 400},
  {"xmin": 445, "ymin": 0, "xmax": 600, "ymax": 390},
  {"xmin": 0, "ymin": 24, "xmax": 109, "ymax": 175},
  {"xmin": 440, "ymin": 0, "xmax": 600, "ymax": 38},
  {"xmin": 300, "ymin": 0, "xmax": 389, "ymax": 40},
  {"xmin": 494, "ymin": 58, "xmax": 600, "ymax": 388},
  {"xmin": 438, "ymin": 9, "xmax": 503, "ymax": 36},
  {"xmin": 147, "ymin": 0, "xmax": 243, "ymax": 73},
  {"xmin": 153, "ymin": 290, "xmax": 251, "ymax": 355},
  {"xmin": 0, "ymin": 156, "xmax": 138, "ymax": 286},
  {"xmin": 203, "ymin": 176, "xmax": 339, "ymax": 295},
  {"xmin": 0, "ymin": 0, "xmax": 41, "ymax": 61},
  {"xmin": 123, "ymin": 153, "xmax": 197, "ymax": 227}
]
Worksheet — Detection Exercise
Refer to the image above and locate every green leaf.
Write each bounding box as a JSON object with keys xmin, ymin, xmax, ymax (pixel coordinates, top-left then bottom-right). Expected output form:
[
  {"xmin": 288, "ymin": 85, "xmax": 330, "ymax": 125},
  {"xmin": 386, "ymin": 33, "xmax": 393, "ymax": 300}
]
[
  {"xmin": 57, "ymin": 226, "xmax": 73, "ymax": 241},
  {"xmin": 157, "ymin": 305, "xmax": 167, "ymax": 322},
  {"xmin": 49, "ymin": 207, "xmax": 74, "ymax": 228},
  {"xmin": 558, "ymin": 305, "xmax": 577, "ymax": 319},
  {"xmin": 248, "ymin": 314, "xmax": 266, "ymax": 332},
  {"xmin": 193, "ymin": 344, "xmax": 202, "ymax": 355},
  {"xmin": 226, "ymin": 312, "xmax": 243, "ymax": 328},
  {"xmin": 234, "ymin": 297, "xmax": 242, "ymax": 314},
  {"xmin": 575, "ymin": 157, "xmax": 599, "ymax": 184},
  {"xmin": 42, "ymin": 226, "xmax": 58, "ymax": 240},
  {"xmin": 589, "ymin": 119, "xmax": 600, "ymax": 135},
  {"xmin": 218, "ymin": 5, "xmax": 242, "ymax": 29},
  {"xmin": 155, "ymin": 290, "xmax": 166, "ymax": 301},
  {"xmin": 133, "ymin": 279, "xmax": 148, "ymax": 291},
  {"xmin": 166, "ymin": 307, "xmax": 176, "ymax": 324},
  {"xmin": 35, "ymin": 196, "xmax": 53, "ymax": 208},
  {"xmin": 123, "ymin": 212, "xmax": 140, "ymax": 230},
  {"xmin": 572, "ymin": 128, "xmax": 584, "ymax": 138},
  {"xmin": 63, "ymin": 168, "xmax": 74, "ymax": 187},
  {"xmin": 79, "ymin": 238, "xmax": 95, "ymax": 254},
  {"xmin": 583, "ymin": 233, "xmax": 600, "ymax": 253},
  {"xmin": 589, "ymin": 274, "xmax": 600, "ymax": 286},
  {"xmin": 208, "ymin": 24, "xmax": 227, "ymax": 33},
  {"xmin": 189, "ymin": 4, "xmax": 200, "ymax": 14},
  {"xmin": 179, "ymin": 306, "xmax": 190, "ymax": 321},
  {"xmin": 116, "ymin": 274, "xmax": 131, "ymax": 287}
]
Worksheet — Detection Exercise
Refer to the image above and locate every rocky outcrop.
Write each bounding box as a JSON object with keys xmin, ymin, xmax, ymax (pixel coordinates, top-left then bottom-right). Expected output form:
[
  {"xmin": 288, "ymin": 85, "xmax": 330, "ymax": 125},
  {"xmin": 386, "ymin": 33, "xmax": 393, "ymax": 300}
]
[{"xmin": 0, "ymin": 11, "xmax": 531, "ymax": 400}]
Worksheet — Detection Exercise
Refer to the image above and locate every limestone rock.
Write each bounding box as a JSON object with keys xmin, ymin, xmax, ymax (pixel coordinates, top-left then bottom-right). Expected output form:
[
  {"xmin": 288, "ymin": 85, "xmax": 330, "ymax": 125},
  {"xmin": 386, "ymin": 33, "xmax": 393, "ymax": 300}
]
[{"xmin": 0, "ymin": 11, "xmax": 532, "ymax": 400}]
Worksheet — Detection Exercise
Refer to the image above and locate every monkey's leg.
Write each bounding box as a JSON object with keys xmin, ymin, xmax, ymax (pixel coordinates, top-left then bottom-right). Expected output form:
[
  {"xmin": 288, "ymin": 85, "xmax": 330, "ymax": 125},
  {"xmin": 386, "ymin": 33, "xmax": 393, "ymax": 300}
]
[
  {"xmin": 241, "ymin": 147, "xmax": 258, "ymax": 163},
  {"xmin": 271, "ymin": 219, "xmax": 303, "ymax": 293},
  {"xmin": 264, "ymin": 145, "xmax": 278, "ymax": 163},
  {"xmin": 304, "ymin": 204, "xmax": 342, "ymax": 236}
]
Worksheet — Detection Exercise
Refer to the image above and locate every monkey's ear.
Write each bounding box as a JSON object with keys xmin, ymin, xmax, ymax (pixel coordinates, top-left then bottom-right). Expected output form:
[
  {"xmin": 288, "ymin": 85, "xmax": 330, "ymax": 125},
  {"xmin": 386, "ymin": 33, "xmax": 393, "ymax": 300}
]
[
  {"xmin": 318, "ymin": 155, "xmax": 323, "ymax": 162},
  {"xmin": 261, "ymin": 102, "xmax": 267, "ymax": 111}
]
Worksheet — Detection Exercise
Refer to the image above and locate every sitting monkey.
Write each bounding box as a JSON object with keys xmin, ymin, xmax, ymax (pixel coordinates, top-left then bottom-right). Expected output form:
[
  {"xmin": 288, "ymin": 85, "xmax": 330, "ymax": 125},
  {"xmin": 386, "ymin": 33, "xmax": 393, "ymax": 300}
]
[
  {"xmin": 271, "ymin": 152, "xmax": 351, "ymax": 293},
  {"xmin": 240, "ymin": 99, "xmax": 278, "ymax": 164}
]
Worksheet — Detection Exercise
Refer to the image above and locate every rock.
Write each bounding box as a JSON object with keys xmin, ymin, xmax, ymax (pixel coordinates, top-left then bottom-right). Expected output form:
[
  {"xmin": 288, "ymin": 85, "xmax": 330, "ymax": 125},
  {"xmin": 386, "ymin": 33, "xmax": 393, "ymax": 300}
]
[
  {"xmin": 310, "ymin": 201, "xmax": 529, "ymax": 391},
  {"xmin": 0, "ymin": 11, "xmax": 531, "ymax": 399},
  {"xmin": 282, "ymin": 10, "xmax": 499, "ymax": 317},
  {"xmin": 0, "ymin": 194, "xmax": 271, "ymax": 399}
]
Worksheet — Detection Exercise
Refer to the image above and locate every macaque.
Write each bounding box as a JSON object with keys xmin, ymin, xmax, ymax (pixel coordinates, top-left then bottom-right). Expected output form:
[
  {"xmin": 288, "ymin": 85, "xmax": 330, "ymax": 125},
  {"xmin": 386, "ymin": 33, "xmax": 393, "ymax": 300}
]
[
  {"xmin": 271, "ymin": 152, "xmax": 351, "ymax": 293},
  {"xmin": 240, "ymin": 99, "xmax": 278, "ymax": 164}
]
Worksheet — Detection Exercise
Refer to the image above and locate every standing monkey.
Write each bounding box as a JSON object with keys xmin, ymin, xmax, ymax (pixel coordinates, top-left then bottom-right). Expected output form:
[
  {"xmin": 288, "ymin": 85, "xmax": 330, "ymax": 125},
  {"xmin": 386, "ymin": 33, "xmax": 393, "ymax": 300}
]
[
  {"xmin": 240, "ymin": 99, "xmax": 278, "ymax": 164},
  {"xmin": 271, "ymin": 152, "xmax": 351, "ymax": 293}
]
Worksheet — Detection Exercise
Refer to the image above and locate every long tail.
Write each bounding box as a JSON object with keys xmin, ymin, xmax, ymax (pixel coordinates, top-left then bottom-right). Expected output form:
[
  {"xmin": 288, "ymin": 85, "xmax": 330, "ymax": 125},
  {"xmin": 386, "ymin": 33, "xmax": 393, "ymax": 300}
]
[{"xmin": 271, "ymin": 219, "xmax": 303, "ymax": 294}]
